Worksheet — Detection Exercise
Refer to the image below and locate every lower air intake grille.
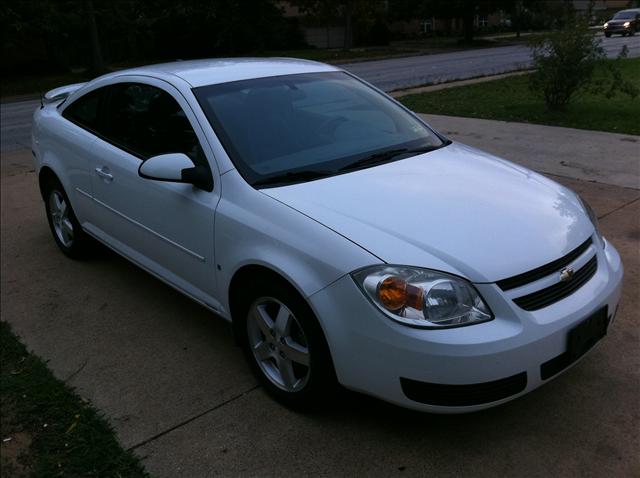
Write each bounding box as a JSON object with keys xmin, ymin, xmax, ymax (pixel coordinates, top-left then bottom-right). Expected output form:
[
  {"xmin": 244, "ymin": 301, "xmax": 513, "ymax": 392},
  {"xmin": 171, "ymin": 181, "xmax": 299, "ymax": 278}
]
[
  {"xmin": 400, "ymin": 372, "xmax": 527, "ymax": 407},
  {"xmin": 513, "ymin": 255, "xmax": 598, "ymax": 311}
]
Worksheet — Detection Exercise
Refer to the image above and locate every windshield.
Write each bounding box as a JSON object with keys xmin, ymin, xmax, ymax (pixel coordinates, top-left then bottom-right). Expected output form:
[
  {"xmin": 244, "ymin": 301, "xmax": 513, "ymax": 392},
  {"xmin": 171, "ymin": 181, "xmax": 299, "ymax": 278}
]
[
  {"xmin": 193, "ymin": 71, "xmax": 445, "ymax": 187},
  {"xmin": 613, "ymin": 11, "xmax": 635, "ymax": 19}
]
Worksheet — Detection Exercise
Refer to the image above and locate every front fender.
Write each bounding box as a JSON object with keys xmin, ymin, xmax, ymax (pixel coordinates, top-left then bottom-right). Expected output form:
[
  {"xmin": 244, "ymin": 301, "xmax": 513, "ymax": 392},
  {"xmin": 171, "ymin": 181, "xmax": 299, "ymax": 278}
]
[{"xmin": 215, "ymin": 170, "xmax": 381, "ymax": 319}]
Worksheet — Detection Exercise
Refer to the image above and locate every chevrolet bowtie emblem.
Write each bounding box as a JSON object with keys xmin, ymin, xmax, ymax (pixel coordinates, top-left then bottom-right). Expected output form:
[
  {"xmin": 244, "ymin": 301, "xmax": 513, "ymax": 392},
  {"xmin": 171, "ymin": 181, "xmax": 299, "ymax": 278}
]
[{"xmin": 559, "ymin": 267, "xmax": 575, "ymax": 282}]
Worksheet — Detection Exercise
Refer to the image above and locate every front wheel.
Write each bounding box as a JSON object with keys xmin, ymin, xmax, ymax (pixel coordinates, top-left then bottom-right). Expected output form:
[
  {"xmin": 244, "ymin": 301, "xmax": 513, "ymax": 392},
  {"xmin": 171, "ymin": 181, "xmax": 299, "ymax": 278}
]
[
  {"xmin": 239, "ymin": 278, "xmax": 337, "ymax": 410},
  {"xmin": 605, "ymin": 32, "xmax": 612, "ymax": 37}
]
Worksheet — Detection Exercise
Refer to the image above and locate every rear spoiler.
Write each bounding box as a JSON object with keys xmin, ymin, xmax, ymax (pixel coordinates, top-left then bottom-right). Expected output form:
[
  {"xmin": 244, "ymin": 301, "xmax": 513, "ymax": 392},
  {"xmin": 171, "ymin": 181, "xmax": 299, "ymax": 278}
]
[{"xmin": 41, "ymin": 82, "xmax": 87, "ymax": 106}]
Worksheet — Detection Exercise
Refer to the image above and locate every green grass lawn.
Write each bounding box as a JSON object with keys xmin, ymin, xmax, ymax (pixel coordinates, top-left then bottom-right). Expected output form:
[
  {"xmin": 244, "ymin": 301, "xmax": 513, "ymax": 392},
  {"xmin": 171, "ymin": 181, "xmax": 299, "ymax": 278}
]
[
  {"xmin": 400, "ymin": 58, "xmax": 640, "ymax": 136},
  {"xmin": 0, "ymin": 321, "xmax": 147, "ymax": 477}
]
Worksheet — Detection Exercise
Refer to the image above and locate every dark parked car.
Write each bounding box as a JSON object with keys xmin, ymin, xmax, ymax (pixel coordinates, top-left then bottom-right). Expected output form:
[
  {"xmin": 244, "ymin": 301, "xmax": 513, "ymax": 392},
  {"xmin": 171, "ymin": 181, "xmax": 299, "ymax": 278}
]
[{"xmin": 604, "ymin": 9, "xmax": 640, "ymax": 37}]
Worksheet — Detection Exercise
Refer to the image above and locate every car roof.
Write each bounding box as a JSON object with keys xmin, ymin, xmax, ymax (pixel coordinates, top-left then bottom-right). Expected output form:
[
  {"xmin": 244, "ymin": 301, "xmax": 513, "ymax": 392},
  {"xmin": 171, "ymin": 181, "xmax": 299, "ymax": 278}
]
[
  {"xmin": 616, "ymin": 8, "xmax": 640, "ymax": 13},
  {"xmin": 107, "ymin": 58, "xmax": 340, "ymax": 88}
]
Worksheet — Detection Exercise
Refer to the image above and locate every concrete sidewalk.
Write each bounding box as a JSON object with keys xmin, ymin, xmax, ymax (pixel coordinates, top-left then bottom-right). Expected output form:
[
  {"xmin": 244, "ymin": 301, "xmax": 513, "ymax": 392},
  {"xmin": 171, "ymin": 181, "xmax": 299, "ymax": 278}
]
[{"xmin": 1, "ymin": 117, "xmax": 639, "ymax": 477}]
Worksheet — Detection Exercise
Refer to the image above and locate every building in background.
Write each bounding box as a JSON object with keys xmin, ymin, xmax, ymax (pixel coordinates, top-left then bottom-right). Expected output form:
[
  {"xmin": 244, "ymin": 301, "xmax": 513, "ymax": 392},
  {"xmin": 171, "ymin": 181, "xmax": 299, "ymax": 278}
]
[
  {"xmin": 392, "ymin": 12, "xmax": 507, "ymax": 37},
  {"xmin": 278, "ymin": 2, "xmax": 346, "ymax": 48}
]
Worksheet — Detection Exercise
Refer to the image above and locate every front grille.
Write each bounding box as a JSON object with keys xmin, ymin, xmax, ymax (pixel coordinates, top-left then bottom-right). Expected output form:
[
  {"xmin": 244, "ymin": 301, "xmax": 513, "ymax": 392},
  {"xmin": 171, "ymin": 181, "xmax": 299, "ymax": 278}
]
[
  {"xmin": 513, "ymin": 255, "xmax": 598, "ymax": 311},
  {"xmin": 496, "ymin": 237, "xmax": 593, "ymax": 291},
  {"xmin": 400, "ymin": 372, "xmax": 527, "ymax": 407}
]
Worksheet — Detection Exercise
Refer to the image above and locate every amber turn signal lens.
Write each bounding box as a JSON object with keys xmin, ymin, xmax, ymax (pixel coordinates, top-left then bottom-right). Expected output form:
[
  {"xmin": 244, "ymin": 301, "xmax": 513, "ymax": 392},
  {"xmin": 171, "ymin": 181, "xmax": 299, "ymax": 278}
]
[
  {"xmin": 378, "ymin": 276, "xmax": 424, "ymax": 311},
  {"xmin": 405, "ymin": 283, "xmax": 424, "ymax": 310},
  {"xmin": 379, "ymin": 276, "xmax": 406, "ymax": 310}
]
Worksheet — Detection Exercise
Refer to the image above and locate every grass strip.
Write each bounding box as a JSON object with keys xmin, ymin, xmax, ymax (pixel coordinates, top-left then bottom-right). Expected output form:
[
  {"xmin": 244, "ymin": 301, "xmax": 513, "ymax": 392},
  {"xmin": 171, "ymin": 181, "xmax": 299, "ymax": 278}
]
[
  {"xmin": 400, "ymin": 58, "xmax": 640, "ymax": 136},
  {"xmin": 0, "ymin": 321, "xmax": 148, "ymax": 477}
]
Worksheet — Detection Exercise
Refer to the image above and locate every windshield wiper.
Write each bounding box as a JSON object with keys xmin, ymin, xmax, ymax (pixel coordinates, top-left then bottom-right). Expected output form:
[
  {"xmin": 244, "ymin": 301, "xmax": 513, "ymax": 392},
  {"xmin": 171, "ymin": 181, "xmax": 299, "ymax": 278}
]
[
  {"xmin": 252, "ymin": 169, "xmax": 335, "ymax": 187},
  {"xmin": 338, "ymin": 144, "xmax": 448, "ymax": 172}
]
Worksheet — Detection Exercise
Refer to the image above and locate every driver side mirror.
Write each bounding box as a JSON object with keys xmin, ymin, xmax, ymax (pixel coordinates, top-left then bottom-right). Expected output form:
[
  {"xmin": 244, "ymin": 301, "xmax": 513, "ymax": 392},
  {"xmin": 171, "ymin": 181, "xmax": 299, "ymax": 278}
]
[{"xmin": 138, "ymin": 153, "xmax": 213, "ymax": 192}]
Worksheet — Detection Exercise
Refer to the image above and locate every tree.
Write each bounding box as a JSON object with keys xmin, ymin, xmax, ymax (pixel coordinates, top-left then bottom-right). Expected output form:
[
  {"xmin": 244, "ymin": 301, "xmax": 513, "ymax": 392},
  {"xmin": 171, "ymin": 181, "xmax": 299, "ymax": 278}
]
[
  {"xmin": 1, "ymin": 0, "xmax": 86, "ymax": 74},
  {"xmin": 84, "ymin": 0, "xmax": 105, "ymax": 75},
  {"xmin": 1, "ymin": 0, "xmax": 303, "ymax": 75}
]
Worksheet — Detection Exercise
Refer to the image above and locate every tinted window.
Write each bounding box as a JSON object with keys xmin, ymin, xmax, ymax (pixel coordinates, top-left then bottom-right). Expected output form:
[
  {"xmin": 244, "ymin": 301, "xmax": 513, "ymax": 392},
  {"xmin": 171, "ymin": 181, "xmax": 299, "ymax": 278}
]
[
  {"xmin": 62, "ymin": 88, "xmax": 103, "ymax": 131},
  {"xmin": 103, "ymin": 83, "xmax": 204, "ymax": 163},
  {"xmin": 194, "ymin": 72, "xmax": 444, "ymax": 186},
  {"xmin": 613, "ymin": 11, "xmax": 635, "ymax": 19}
]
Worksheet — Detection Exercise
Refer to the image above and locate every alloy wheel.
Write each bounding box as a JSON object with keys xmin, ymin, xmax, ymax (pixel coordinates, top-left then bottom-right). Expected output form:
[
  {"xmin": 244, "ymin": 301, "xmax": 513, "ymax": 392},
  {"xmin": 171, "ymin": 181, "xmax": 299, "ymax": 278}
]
[
  {"xmin": 247, "ymin": 297, "xmax": 311, "ymax": 392},
  {"xmin": 49, "ymin": 190, "xmax": 74, "ymax": 248}
]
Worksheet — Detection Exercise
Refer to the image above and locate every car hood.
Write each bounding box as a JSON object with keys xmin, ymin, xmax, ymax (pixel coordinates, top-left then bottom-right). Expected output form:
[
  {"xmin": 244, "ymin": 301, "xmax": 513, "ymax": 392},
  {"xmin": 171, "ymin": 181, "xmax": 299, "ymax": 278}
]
[{"xmin": 261, "ymin": 142, "xmax": 594, "ymax": 283}]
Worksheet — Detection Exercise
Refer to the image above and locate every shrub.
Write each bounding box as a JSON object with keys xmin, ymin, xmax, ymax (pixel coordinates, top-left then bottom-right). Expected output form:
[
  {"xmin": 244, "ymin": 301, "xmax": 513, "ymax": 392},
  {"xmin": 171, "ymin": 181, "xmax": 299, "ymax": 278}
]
[{"xmin": 529, "ymin": 20, "xmax": 638, "ymax": 111}]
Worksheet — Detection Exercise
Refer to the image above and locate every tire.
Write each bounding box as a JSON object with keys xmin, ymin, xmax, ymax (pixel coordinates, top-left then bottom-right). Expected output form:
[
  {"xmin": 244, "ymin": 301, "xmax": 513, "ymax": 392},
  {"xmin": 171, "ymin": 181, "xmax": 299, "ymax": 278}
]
[
  {"xmin": 237, "ymin": 276, "xmax": 337, "ymax": 410},
  {"xmin": 605, "ymin": 32, "xmax": 611, "ymax": 37},
  {"xmin": 43, "ymin": 177, "xmax": 93, "ymax": 259}
]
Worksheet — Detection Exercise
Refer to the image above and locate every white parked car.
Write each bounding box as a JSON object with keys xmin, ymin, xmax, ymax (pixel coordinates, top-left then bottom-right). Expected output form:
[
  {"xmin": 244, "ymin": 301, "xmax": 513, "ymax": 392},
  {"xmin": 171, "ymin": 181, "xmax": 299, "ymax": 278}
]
[{"xmin": 32, "ymin": 59, "xmax": 623, "ymax": 413}]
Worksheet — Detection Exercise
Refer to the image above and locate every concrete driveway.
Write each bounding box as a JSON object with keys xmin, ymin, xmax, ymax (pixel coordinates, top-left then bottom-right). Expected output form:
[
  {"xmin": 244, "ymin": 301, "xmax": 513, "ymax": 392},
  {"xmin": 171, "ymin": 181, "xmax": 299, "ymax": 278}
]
[{"xmin": 1, "ymin": 117, "xmax": 638, "ymax": 477}]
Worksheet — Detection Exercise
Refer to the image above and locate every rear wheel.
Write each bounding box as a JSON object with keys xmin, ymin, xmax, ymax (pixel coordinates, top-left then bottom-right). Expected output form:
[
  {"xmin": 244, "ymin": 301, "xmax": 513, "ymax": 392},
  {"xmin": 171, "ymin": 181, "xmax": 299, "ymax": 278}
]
[
  {"xmin": 237, "ymin": 277, "xmax": 337, "ymax": 410},
  {"xmin": 43, "ymin": 178, "xmax": 93, "ymax": 259}
]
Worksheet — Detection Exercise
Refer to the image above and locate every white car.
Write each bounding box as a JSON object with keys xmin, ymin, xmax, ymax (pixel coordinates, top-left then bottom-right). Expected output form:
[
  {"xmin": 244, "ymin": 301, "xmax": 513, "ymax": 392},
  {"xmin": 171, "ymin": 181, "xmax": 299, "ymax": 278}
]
[{"xmin": 32, "ymin": 59, "xmax": 623, "ymax": 413}]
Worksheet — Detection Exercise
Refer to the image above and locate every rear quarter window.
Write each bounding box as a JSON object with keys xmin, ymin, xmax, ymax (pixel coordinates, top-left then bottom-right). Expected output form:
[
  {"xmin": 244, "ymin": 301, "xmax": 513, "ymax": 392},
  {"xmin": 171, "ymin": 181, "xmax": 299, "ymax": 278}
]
[{"xmin": 62, "ymin": 89, "xmax": 103, "ymax": 131}]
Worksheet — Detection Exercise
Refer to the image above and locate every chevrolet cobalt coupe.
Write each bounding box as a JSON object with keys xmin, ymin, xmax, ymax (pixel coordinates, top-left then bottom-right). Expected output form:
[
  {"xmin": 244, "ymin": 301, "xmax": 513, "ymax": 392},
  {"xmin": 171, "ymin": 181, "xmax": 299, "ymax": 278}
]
[{"xmin": 32, "ymin": 59, "xmax": 623, "ymax": 412}]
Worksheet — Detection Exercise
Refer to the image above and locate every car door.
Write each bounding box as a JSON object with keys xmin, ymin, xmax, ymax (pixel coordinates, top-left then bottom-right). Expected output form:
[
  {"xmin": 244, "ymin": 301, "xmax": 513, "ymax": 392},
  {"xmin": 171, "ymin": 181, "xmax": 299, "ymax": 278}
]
[
  {"xmin": 56, "ymin": 87, "xmax": 107, "ymax": 225},
  {"xmin": 85, "ymin": 78, "xmax": 221, "ymax": 309}
]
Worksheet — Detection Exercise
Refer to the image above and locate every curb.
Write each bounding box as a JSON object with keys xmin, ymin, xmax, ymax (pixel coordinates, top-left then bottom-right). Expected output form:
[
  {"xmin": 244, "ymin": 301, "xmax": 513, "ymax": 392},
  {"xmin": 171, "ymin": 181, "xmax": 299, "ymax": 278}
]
[{"xmin": 390, "ymin": 69, "xmax": 535, "ymax": 98}]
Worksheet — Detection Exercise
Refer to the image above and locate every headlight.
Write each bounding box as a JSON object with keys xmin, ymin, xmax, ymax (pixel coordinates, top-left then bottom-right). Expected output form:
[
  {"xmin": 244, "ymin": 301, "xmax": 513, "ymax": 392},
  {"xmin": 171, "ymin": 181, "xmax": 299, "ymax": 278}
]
[
  {"xmin": 624, "ymin": 21, "xmax": 630, "ymax": 27},
  {"xmin": 604, "ymin": 22, "xmax": 609, "ymax": 28},
  {"xmin": 352, "ymin": 266, "xmax": 493, "ymax": 328},
  {"xmin": 578, "ymin": 195, "xmax": 603, "ymax": 244}
]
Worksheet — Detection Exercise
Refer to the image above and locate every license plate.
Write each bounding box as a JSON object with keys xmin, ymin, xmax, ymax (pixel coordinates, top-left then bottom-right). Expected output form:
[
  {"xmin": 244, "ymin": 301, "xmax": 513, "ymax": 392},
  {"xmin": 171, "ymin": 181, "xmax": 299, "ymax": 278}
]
[{"xmin": 567, "ymin": 306, "xmax": 609, "ymax": 362}]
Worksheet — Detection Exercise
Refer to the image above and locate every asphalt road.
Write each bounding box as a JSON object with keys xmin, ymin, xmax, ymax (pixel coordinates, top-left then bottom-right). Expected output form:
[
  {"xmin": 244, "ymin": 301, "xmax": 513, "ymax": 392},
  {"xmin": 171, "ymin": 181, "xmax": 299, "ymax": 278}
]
[
  {"xmin": 2, "ymin": 34, "xmax": 638, "ymax": 154},
  {"xmin": 343, "ymin": 33, "xmax": 640, "ymax": 91},
  {"xmin": 0, "ymin": 98, "xmax": 40, "ymax": 154}
]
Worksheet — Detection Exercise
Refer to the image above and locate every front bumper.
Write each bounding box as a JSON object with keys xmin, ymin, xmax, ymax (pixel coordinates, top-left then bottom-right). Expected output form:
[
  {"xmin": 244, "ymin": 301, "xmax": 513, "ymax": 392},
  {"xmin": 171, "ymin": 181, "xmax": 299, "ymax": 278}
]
[
  {"xmin": 308, "ymin": 237, "xmax": 623, "ymax": 413},
  {"xmin": 604, "ymin": 25, "xmax": 632, "ymax": 33}
]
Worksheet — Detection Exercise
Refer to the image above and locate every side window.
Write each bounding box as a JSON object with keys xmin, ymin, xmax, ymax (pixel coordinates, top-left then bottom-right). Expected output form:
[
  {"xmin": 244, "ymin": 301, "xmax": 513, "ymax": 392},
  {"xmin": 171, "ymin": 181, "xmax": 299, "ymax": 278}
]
[
  {"xmin": 62, "ymin": 88, "xmax": 104, "ymax": 132},
  {"xmin": 103, "ymin": 83, "xmax": 204, "ymax": 164}
]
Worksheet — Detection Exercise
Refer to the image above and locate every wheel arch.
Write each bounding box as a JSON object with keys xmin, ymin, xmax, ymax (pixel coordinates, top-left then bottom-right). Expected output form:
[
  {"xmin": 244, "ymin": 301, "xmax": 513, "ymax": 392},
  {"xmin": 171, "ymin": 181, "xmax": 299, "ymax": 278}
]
[
  {"xmin": 36, "ymin": 158, "xmax": 84, "ymax": 223},
  {"xmin": 229, "ymin": 264, "xmax": 306, "ymax": 339},
  {"xmin": 38, "ymin": 166, "xmax": 61, "ymax": 201},
  {"xmin": 228, "ymin": 263, "xmax": 339, "ymax": 387}
]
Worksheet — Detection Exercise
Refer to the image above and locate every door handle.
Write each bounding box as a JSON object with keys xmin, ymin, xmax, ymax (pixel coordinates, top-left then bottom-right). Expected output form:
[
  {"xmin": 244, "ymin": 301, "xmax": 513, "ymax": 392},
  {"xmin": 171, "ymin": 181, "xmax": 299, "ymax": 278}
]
[{"xmin": 95, "ymin": 167, "xmax": 113, "ymax": 181}]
